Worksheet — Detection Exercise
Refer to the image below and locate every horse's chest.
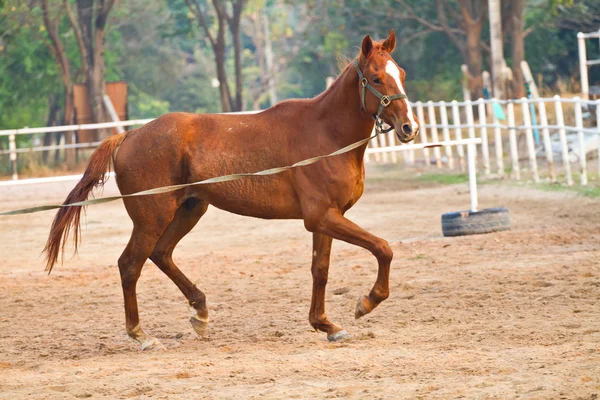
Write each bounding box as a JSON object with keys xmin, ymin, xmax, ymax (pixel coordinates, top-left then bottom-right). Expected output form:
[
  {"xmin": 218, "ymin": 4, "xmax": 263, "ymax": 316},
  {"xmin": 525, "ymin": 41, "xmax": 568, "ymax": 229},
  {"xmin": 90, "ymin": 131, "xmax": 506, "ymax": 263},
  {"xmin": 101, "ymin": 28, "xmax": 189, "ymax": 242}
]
[{"xmin": 340, "ymin": 167, "xmax": 365, "ymax": 211}]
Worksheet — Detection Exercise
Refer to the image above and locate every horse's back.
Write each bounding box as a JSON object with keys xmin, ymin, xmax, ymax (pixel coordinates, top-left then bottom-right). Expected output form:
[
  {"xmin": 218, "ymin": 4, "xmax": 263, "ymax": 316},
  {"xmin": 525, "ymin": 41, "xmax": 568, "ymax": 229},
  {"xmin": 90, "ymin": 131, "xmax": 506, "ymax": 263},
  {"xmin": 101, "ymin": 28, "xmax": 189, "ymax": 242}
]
[{"xmin": 114, "ymin": 111, "xmax": 305, "ymax": 219}]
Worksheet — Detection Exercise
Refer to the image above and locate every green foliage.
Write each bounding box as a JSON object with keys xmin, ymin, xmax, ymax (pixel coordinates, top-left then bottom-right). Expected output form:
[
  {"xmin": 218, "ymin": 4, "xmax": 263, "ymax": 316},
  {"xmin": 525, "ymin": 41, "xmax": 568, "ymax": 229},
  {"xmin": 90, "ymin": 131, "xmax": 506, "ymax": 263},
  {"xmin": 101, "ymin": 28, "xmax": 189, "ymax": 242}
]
[{"xmin": 0, "ymin": 0, "xmax": 597, "ymax": 134}]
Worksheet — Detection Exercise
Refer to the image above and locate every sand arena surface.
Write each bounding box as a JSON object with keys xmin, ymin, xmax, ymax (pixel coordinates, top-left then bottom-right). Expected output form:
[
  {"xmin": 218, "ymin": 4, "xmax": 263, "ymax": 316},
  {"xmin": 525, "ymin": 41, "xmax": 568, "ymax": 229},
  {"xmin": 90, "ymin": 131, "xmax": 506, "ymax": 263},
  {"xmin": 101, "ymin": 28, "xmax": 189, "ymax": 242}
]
[{"xmin": 0, "ymin": 167, "xmax": 599, "ymax": 399}]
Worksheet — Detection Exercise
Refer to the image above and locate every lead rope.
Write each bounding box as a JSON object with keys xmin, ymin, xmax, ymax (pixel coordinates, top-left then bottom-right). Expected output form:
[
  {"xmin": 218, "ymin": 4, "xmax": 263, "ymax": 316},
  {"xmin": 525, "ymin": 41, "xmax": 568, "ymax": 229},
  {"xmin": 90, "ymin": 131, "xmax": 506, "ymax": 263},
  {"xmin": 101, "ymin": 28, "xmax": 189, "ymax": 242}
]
[{"xmin": 1, "ymin": 64, "xmax": 403, "ymax": 216}]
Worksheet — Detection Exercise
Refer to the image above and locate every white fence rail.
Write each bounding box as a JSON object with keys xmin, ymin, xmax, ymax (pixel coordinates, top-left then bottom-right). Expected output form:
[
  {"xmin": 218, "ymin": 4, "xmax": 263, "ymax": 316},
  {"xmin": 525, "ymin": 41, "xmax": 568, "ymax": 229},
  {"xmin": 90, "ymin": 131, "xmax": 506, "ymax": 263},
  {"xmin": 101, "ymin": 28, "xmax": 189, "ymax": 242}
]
[
  {"xmin": 366, "ymin": 96, "xmax": 600, "ymax": 186},
  {"xmin": 1, "ymin": 96, "xmax": 599, "ymax": 185}
]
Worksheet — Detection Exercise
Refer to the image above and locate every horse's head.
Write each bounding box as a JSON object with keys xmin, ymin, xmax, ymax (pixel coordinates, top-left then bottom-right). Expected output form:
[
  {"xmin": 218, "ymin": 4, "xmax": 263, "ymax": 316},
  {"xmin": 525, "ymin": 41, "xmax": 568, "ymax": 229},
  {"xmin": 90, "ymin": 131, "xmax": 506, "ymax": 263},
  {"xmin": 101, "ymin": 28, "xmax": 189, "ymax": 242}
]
[{"xmin": 356, "ymin": 30, "xmax": 420, "ymax": 143}]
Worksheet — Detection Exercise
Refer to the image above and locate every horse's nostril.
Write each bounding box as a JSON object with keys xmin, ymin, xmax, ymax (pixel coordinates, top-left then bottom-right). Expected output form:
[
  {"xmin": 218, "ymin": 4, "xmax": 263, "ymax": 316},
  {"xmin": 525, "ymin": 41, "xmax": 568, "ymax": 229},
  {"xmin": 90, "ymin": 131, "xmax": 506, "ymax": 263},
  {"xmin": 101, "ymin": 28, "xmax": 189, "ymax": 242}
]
[{"xmin": 401, "ymin": 123, "xmax": 413, "ymax": 135}]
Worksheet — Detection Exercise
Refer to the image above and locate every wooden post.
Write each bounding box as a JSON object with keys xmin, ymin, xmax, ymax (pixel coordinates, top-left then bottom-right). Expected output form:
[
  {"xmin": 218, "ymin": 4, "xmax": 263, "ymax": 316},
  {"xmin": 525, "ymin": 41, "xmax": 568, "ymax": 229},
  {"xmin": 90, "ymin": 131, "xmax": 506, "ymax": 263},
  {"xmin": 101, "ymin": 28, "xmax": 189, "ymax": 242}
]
[
  {"xmin": 465, "ymin": 100, "xmax": 478, "ymax": 159},
  {"xmin": 553, "ymin": 95, "xmax": 573, "ymax": 186},
  {"xmin": 9, "ymin": 134, "xmax": 17, "ymax": 180},
  {"xmin": 492, "ymin": 98, "xmax": 504, "ymax": 176},
  {"xmin": 378, "ymin": 132, "xmax": 389, "ymax": 163},
  {"xmin": 537, "ymin": 100, "xmax": 556, "ymax": 182},
  {"xmin": 489, "ymin": 0, "xmax": 505, "ymax": 99},
  {"xmin": 578, "ymin": 32, "xmax": 589, "ymax": 100},
  {"xmin": 451, "ymin": 100, "xmax": 465, "ymax": 171},
  {"xmin": 478, "ymin": 98, "xmax": 490, "ymax": 176},
  {"xmin": 597, "ymin": 99, "xmax": 600, "ymax": 178},
  {"xmin": 461, "ymin": 65, "xmax": 471, "ymax": 102},
  {"xmin": 439, "ymin": 101, "xmax": 454, "ymax": 169},
  {"xmin": 573, "ymin": 97, "xmax": 588, "ymax": 185},
  {"xmin": 386, "ymin": 130, "xmax": 398, "ymax": 164},
  {"xmin": 427, "ymin": 101, "xmax": 442, "ymax": 168},
  {"xmin": 368, "ymin": 128, "xmax": 381, "ymax": 163},
  {"xmin": 521, "ymin": 100, "xmax": 540, "ymax": 182},
  {"xmin": 507, "ymin": 102, "xmax": 520, "ymax": 180},
  {"xmin": 416, "ymin": 101, "xmax": 430, "ymax": 166}
]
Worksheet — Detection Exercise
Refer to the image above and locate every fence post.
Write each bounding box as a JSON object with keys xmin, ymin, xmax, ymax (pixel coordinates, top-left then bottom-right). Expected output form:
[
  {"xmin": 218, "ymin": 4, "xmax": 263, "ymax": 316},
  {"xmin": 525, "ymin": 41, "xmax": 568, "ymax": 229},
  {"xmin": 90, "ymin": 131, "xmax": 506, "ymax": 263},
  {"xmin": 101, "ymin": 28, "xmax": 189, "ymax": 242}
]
[
  {"xmin": 521, "ymin": 99, "xmax": 540, "ymax": 182},
  {"xmin": 9, "ymin": 133, "xmax": 17, "ymax": 180},
  {"xmin": 553, "ymin": 95, "xmax": 573, "ymax": 186},
  {"xmin": 378, "ymin": 131, "xmax": 389, "ymax": 163},
  {"xmin": 467, "ymin": 142, "xmax": 478, "ymax": 212},
  {"xmin": 596, "ymin": 99, "xmax": 600, "ymax": 178},
  {"xmin": 427, "ymin": 101, "xmax": 442, "ymax": 167},
  {"xmin": 416, "ymin": 101, "xmax": 430, "ymax": 166},
  {"xmin": 386, "ymin": 130, "xmax": 398, "ymax": 164},
  {"xmin": 368, "ymin": 128, "xmax": 381, "ymax": 163},
  {"xmin": 492, "ymin": 98, "xmax": 504, "ymax": 176},
  {"xmin": 477, "ymin": 98, "xmax": 490, "ymax": 176},
  {"xmin": 577, "ymin": 32, "xmax": 589, "ymax": 100},
  {"xmin": 465, "ymin": 100, "xmax": 478, "ymax": 159},
  {"xmin": 507, "ymin": 102, "xmax": 520, "ymax": 180},
  {"xmin": 537, "ymin": 100, "xmax": 555, "ymax": 182},
  {"xmin": 451, "ymin": 100, "xmax": 465, "ymax": 171},
  {"xmin": 439, "ymin": 101, "xmax": 454, "ymax": 169},
  {"xmin": 573, "ymin": 97, "xmax": 588, "ymax": 185}
]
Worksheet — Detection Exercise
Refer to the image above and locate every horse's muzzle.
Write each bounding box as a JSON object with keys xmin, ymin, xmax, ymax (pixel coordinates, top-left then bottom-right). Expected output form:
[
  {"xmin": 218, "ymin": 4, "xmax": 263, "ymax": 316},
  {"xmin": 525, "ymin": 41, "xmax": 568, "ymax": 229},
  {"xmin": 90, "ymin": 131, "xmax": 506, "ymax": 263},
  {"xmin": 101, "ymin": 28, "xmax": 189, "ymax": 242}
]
[{"xmin": 396, "ymin": 128, "xmax": 419, "ymax": 144}]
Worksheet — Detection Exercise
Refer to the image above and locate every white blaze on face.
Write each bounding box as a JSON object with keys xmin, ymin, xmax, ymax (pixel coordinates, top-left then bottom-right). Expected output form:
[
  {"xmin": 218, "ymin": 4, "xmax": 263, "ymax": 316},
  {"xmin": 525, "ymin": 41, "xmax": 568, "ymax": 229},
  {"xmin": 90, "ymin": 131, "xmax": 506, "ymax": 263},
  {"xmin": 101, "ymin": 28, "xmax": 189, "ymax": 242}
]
[{"xmin": 385, "ymin": 60, "xmax": 418, "ymax": 133}]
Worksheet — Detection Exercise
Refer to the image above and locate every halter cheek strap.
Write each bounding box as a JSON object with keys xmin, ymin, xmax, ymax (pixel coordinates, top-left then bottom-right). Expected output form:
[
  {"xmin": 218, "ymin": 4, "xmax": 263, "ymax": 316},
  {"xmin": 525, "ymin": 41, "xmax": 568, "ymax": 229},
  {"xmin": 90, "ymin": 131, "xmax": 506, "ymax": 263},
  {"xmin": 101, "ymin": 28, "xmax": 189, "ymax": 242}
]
[{"xmin": 353, "ymin": 60, "xmax": 408, "ymax": 134}]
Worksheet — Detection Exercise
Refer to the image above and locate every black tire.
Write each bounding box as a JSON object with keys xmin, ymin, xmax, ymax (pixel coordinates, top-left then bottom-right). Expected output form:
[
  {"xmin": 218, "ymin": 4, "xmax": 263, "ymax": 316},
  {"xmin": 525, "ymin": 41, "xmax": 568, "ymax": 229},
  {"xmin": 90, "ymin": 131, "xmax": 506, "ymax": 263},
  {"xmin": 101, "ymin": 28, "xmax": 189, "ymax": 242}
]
[{"xmin": 441, "ymin": 207, "xmax": 510, "ymax": 237}]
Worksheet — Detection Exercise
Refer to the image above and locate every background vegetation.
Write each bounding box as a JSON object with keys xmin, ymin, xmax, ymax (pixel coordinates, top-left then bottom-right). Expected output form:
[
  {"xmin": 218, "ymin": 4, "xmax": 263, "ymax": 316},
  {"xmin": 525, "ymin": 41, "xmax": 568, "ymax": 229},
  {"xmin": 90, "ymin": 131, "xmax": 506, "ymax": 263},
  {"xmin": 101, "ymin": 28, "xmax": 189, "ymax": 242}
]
[{"xmin": 0, "ymin": 0, "xmax": 598, "ymax": 130}]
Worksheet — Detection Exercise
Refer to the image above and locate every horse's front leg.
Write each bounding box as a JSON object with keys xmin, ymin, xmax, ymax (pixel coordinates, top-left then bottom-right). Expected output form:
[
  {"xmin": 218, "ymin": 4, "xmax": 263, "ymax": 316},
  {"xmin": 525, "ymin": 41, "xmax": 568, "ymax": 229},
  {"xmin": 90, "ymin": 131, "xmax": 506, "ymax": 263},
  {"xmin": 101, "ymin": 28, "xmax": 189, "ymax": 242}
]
[
  {"xmin": 309, "ymin": 233, "xmax": 350, "ymax": 342},
  {"xmin": 305, "ymin": 209, "xmax": 393, "ymax": 321}
]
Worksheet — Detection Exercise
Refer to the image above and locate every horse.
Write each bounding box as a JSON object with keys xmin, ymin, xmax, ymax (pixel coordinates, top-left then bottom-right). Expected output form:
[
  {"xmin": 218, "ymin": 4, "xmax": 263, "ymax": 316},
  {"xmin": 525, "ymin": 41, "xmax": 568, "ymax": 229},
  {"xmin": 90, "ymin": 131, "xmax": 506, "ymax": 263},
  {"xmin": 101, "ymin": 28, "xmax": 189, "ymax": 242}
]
[{"xmin": 44, "ymin": 29, "xmax": 420, "ymax": 349}]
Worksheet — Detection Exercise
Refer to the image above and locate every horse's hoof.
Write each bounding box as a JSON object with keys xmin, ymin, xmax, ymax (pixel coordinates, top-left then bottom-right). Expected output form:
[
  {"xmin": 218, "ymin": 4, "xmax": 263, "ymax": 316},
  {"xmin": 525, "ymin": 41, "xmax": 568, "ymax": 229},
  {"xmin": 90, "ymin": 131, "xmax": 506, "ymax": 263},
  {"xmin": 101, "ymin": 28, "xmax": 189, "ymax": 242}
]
[
  {"xmin": 141, "ymin": 337, "xmax": 165, "ymax": 351},
  {"xmin": 354, "ymin": 296, "xmax": 370, "ymax": 319},
  {"xmin": 327, "ymin": 330, "xmax": 351, "ymax": 342},
  {"xmin": 190, "ymin": 316, "xmax": 209, "ymax": 336}
]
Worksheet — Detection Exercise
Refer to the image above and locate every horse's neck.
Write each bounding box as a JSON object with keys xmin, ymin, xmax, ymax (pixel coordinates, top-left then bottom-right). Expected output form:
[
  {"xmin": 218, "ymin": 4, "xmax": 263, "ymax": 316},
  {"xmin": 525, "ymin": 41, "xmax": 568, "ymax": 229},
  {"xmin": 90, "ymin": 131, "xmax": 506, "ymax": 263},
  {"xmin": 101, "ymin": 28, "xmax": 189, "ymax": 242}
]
[{"xmin": 314, "ymin": 65, "xmax": 374, "ymax": 143}]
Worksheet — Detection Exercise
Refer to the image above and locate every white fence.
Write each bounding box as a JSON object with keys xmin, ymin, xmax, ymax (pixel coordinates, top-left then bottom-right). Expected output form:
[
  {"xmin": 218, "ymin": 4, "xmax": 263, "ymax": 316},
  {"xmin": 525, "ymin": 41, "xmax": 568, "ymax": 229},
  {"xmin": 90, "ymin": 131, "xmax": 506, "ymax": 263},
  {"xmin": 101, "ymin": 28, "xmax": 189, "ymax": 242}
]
[
  {"xmin": 1, "ymin": 96, "xmax": 599, "ymax": 186},
  {"xmin": 366, "ymin": 96, "xmax": 600, "ymax": 186}
]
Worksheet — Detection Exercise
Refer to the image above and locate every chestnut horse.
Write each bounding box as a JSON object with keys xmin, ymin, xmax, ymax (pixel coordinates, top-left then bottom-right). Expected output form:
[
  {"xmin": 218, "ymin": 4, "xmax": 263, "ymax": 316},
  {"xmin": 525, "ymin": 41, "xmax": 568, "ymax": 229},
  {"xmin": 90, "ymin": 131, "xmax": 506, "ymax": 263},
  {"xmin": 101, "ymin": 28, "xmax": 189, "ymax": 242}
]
[{"xmin": 44, "ymin": 30, "xmax": 419, "ymax": 349}]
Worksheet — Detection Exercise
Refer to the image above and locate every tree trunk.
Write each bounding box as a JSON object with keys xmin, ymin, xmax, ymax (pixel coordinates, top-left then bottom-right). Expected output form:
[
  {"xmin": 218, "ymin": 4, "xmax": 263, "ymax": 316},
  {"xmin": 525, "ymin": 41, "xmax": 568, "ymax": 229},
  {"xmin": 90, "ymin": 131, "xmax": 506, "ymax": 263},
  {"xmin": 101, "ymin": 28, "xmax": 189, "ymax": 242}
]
[
  {"xmin": 77, "ymin": 0, "xmax": 114, "ymax": 140},
  {"xmin": 466, "ymin": 21, "xmax": 483, "ymax": 101},
  {"xmin": 88, "ymin": 29, "xmax": 108, "ymax": 139},
  {"xmin": 510, "ymin": 0, "xmax": 526, "ymax": 98},
  {"xmin": 63, "ymin": 84, "xmax": 76, "ymax": 167},
  {"xmin": 263, "ymin": 10, "xmax": 277, "ymax": 106},
  {"xmin": 43, "ymin": 94, "xmax": 59, "ymax": 164},
  {"xmin": 230, "ymin": 1, "xmax": 244, "ymax": 111},
  {"xmin": 489, "ymin": 0, "xmax": 505, "ymax": 99},
  {"xmin": 215, "ymin": 41, "xmax": 233, "ymax": 113}
]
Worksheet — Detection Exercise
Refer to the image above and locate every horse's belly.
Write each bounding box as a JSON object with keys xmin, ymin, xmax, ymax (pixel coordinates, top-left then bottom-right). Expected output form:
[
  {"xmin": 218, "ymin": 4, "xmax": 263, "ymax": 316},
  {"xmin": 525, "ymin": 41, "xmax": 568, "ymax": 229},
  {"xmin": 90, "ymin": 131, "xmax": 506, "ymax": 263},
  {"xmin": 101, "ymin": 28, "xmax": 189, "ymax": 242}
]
[{"xmin": 195, "ymin": 175, "xmax": 303, "ymax": 219}]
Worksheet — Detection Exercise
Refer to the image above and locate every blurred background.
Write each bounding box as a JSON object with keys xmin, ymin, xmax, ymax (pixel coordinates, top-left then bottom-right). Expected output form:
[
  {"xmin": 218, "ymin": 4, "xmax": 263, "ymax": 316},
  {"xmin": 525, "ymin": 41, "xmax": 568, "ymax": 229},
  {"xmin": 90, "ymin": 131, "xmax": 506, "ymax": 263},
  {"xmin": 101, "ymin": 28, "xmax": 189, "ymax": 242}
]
[{"xmin": 0, "ymin": 0, "xmax": 599, "ymax": 179}]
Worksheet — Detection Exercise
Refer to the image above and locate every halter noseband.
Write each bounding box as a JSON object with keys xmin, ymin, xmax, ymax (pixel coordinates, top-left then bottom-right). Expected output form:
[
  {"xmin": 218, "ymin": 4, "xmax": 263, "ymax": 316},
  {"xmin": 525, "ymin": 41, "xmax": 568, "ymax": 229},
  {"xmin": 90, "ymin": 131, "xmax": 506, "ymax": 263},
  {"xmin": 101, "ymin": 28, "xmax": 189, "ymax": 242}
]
[{"xmin": 353, "ymin": 60, "xmax": 408, "ymax": 134}]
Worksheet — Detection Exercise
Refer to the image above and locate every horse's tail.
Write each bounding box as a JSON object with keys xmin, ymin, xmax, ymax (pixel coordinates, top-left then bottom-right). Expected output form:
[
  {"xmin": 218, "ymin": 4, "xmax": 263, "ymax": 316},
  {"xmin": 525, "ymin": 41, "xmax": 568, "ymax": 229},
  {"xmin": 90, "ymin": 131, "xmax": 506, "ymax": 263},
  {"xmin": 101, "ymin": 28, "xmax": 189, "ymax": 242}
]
[{"xmin": 43, "ymin": 132, "xmax": 127, "ymax": 273}]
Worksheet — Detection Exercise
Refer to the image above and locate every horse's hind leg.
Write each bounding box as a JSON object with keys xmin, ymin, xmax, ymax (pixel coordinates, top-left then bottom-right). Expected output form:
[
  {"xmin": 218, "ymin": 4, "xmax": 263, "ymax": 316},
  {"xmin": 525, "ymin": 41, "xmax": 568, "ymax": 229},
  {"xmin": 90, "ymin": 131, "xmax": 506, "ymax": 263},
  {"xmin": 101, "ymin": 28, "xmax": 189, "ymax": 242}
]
[
  {"xmin": 149, "ymin": 198, "xmax": 210, "ymax": 336},
  {"xmin": 118, "ymin": 226, "xmax": 167, "ymax": 351}
]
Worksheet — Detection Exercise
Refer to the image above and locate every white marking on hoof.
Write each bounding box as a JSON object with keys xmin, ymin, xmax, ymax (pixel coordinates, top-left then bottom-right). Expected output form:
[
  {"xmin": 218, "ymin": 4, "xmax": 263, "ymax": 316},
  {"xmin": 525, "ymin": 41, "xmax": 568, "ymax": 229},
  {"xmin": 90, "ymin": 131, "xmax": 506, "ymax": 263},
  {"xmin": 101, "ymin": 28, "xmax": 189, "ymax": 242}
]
[
  {"xmin": 354, "ymin": 296, "xmax": 369, "ymax": 319},
  {"xmin": 190, "ymin": 315, "xmax": 209, "ymax": 337},
  {"xmin": 128, "ymin": 325, "xmax": 164, "ymax": 351},
  {"xmin": 141, "ymin": 337, "xmax": 165, "ymax": 351},
  {"xmin": 327, "ymin": 330, "xmax": 351, "ymax": 342}
]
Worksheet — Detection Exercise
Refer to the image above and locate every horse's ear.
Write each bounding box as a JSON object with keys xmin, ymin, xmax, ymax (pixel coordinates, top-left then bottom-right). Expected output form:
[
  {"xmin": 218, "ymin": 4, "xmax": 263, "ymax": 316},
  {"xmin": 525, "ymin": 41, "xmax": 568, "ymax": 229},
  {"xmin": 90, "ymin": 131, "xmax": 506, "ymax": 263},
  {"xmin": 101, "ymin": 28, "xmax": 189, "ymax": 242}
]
[
  {"xmin": 382, "ymin": 29, "xmax": 396, "ymax": 53},
  {"xmin": 361, "ymin": 35, "xmax": 373, "ymax": 57}
]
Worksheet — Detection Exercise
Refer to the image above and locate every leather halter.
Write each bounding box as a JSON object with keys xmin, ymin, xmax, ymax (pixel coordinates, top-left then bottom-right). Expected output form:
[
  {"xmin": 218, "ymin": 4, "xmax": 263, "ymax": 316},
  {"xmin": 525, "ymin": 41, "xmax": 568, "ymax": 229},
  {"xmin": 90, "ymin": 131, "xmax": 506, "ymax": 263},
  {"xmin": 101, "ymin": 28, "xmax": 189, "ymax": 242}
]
[{"xmin": 353, "ymin": 60, "xmax": 408, "ymax": 134}]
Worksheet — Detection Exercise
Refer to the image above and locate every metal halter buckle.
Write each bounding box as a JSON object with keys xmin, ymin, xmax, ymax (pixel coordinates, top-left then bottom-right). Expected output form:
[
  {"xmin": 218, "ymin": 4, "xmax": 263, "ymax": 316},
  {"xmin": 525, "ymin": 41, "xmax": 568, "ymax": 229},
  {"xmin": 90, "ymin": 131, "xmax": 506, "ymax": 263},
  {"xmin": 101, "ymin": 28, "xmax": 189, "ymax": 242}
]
[
  {"xmin": 380, "ymin": 96, "xmax": 391, "ymax": 107},
  {"xmin": 361, "ymin": 78, "xmax": 368, "ymax": 87}
]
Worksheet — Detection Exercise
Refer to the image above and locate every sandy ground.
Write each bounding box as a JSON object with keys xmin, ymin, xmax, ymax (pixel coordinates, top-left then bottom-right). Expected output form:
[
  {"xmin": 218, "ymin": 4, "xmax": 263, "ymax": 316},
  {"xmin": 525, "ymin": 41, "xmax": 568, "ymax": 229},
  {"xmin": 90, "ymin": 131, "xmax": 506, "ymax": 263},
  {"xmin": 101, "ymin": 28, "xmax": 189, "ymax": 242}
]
[{"xmin": 0, "ymin": 166, "xmax": 599, "ymax": 399}]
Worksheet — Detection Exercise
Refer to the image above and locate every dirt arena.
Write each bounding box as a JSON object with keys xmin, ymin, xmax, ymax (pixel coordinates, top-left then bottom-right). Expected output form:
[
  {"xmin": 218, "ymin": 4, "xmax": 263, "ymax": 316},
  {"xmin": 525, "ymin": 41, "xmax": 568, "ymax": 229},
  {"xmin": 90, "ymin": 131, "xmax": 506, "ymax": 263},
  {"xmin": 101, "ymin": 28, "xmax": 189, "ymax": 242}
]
[{"xmin": 1, "ymin": 167, "xmax": 599, "ymax": 399}]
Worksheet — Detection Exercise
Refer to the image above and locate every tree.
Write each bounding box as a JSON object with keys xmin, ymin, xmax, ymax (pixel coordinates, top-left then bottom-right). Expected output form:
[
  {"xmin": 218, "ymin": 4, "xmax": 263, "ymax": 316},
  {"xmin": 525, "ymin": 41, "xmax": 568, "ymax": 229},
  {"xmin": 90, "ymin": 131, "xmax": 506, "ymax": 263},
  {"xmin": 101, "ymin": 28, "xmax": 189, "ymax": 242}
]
[
  {"xmin": 397, "ymin": 0, "xmax": 489, "ymax": 100},
  {"xmin": 73, "ymin": 0, "xmax": 115, "ymax": 139},
  {"xmin": 40, "ymin": 0, "xmax": 77, "ymax": 164},
  {"xmin": 183, "ymin": 0, "xmax": 247, "ymax": 112}
]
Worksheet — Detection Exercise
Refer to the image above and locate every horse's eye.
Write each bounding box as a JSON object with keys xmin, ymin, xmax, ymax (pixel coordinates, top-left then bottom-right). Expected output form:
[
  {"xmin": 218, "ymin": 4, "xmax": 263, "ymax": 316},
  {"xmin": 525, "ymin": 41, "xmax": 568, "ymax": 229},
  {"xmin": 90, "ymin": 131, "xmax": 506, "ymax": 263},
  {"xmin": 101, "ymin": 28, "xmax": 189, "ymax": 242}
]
[{"xmin": 373, "ymin": 78, "xmax": 383, "ymax": 85}]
